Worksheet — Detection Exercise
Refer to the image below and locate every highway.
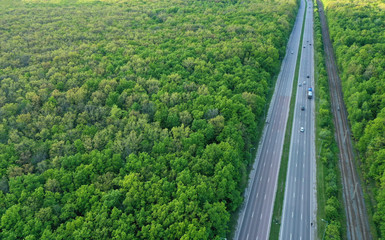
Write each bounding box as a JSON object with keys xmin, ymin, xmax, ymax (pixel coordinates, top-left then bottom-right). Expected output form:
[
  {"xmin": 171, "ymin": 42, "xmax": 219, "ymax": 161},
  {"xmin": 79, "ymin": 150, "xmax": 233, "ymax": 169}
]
[
  {"xmin": 234, "ymin": 0, "xmax": 306, "ymax": 239},
  {"xmin": 279, "ymin": 0, "xmax": 316, "ymax": 239}
]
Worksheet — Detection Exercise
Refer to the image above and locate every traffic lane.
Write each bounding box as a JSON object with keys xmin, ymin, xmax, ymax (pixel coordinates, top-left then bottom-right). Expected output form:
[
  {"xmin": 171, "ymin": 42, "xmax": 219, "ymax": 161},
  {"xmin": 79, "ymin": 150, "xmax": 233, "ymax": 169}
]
[
  {"xmin": 288, "ymin": 142, "xmax": 302, "ymax": 239},
  {"xmin": 308, "ymin": 11, "xmax": 316, "ymax": 239},
  {"xmin": 304, "ymin": 81, "xmax": 313, "ymax": 230},
  {"xmin": 280, "ymin": 107, "xmax": 300, "ymax": 236},
  {"xmin": 294, "ymin": 150, "xmax": 305, "ymax": 240},
  {"xmin": 241, "ymin": 168, "xmax": 269, "ymax": 239},
  {"xmin": 242, "ymin": 130, "xmax": 279, "ymax": 239},
  {"xmin": 303, "ymin": 39, "xmax": 313, "ymax": 240},
  {"xmin": 239, "ymin": 50, "xmax": 293, "ymax": 235},
  {"xmin": 305, "ymin": 117, "xmax": 312, "ymax": 238},
  {"xmin": 242, "ymin": 138, "xmax": 285, "ymax": 238},
  {"xmin": 292, "ymin": 109, "xmax": 306, "ymax": 239},
  {"xmin": 254, "ymin": 147, "xmax": 282, "ymax": 239},
  {"xmin": 299, "ymin": 106, "xmax": 310, "ymax": 239},
  {"xmin": 280, "ymin": 98, "xmax": 303, "ymax": 239},
  {"xmin": 241, "ymin": 61, "xmax": 299, "ymax": 236},
  {"xmin": 240, "ymin": 137, "xmax": 275, "ymax": 239},
  {"xmin": 239, "ymin": 94, "xmax": 292, "ymax": 239},
  {"xmin": 300, "ymin": 148, "xmax": 307, "ymax": 240},
  {"xmin": 281, "ymin": 14, "xmax": 314, "ymax": 240},
  {"xmin": 297, "ymin": 3, "xmax": 314, "ymax": 238},
  {"xmin": 261, "ymin": 117, "xmax": 290, "ymax": 237},
  {"xmin": 283, "ymin": 138, "xmax": 301, "ymax": 238},
  {"xmin": 299, "ymin": 49, "xmax": 312, "ymax": 240},
  {"xmin": 289, "ymin": 95, "xmax": 308, "ymax": 239},
  {"xmin": 271, "ymin": 48, "xmax": 298, "ymax": 122},
  {"xmin": 234, "ymin": 0, "xmax": 304, "ymax": 238},
  {"xmin": 308, "ymin": 48, "xmax": 315, "ymax": 238},
  {"xmin": 252, "ymin": 96, "xmax": 291, "ymax": 239},
  {"xmin": 239, "ymin": 154, "xmax": 267, "ymax": 239},
  {"xmin": 238, "ymin": 118, "xmax": 279, "ymax": 238}
]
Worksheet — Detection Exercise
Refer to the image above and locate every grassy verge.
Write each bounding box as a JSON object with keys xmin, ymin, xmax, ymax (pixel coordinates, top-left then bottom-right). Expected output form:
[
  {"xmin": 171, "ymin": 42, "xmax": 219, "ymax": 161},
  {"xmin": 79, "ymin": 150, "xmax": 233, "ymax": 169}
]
[
  {"xmin": 269, "ymin": 1, "xmax": 307, "ymax": 239},
  {"xmin": 313, "ymin": 1, "xmax": 346, "ymax": 239}
]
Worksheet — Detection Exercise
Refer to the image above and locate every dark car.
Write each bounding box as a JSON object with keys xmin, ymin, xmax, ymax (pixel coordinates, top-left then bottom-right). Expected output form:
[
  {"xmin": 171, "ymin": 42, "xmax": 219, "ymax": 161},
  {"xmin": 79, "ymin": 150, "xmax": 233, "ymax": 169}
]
[{"xmin": 301, "ymin": 106, "xmax": 305, "ymax": 111}]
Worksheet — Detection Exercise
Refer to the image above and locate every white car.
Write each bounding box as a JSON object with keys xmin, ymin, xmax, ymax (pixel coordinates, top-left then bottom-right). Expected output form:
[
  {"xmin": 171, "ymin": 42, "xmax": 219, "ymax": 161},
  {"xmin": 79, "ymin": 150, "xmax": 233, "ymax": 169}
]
[{"xmin": 300, "ymin": 127, "xmax": 304, "ymax": 132}]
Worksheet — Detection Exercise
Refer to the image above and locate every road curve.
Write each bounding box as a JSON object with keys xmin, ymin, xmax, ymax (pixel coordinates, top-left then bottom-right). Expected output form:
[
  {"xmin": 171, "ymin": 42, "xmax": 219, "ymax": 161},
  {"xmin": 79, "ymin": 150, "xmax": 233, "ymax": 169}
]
[
  {"xmin": 279, "ymin": 0, "xmax": 316, "ymax": 239},
  {"xmin": 234, "ymin": 1, "xmax": 306, "ymax": 239}
]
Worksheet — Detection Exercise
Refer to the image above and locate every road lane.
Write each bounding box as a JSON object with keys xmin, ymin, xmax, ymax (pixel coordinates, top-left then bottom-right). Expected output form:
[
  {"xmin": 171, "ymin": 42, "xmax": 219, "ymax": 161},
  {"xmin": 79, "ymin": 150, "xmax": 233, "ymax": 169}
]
[
  {"xmin": 234, "ymin": 1, "xmax": 306, "ymax": 239},
  {"xmin": 279, "ymin": 0, "xmax": 316, "ymax": 239}
]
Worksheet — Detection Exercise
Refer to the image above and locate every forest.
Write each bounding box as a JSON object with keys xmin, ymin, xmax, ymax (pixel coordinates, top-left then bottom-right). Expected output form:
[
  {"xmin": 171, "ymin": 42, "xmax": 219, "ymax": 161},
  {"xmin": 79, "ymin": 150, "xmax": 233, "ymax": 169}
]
[
  {"xmin": 313, "ymin": 1, "xmax": 344, "ymax": 238},
  {"xmin": 0, "ymin": 0, "xmax": 298, "ymax": 238},
  {"xmin": 322, "ymin": 0, "xmax": 385, "ymax": 237}
]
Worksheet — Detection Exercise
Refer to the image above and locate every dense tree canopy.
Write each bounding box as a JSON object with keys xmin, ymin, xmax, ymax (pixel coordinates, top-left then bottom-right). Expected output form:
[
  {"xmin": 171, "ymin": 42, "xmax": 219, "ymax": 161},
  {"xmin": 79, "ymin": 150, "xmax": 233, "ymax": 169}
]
[
  {"xmin": 0, "ymin": 0, "xmax": 297, "ymax": 238},
  {"xmin": 322, "ymin": 0, "xmax": 385, "ymax": 237},
  {"xmin": 313, "ymin": 2, "xmax": 343, "ymax": 238}
]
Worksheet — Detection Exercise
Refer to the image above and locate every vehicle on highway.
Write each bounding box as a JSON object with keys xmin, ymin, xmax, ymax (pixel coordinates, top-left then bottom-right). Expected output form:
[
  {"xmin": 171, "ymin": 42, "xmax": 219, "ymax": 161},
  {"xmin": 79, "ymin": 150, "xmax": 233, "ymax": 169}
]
[
  {"xmin": 301, "ymin": 106, "xmax": 305, "ymax": 111},
  {"xmin": 303, "ymin": 81, "xmax": 306, "ymax": 85},
  {"xmin": 299, "ymin": 83, "xmax": 302, "ymax": 87},
  {"xmin": 291, "ymin": 51, "xmax": 294, "ymax": 54},
  {"xmin": 308, "ymin": 87, "xmax": 313, "ymax": 99},
  {"xmin": 300, "ymin": 127, "xmax": 304, "ymax": 132},
  {"xmin": 307, "ymin": 75, "xmax": 310, "ymax": 78}
]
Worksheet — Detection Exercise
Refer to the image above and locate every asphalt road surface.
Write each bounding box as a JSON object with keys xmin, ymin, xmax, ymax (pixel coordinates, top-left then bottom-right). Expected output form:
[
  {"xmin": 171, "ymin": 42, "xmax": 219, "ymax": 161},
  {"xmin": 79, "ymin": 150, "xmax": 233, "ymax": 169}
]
[
  {"xmin": 279, "ymin": 0, "xmax": 316, "ymax": 239},
  {"xmin": 234, "ymin": 1, "xmax": 305, "ymax": 239}
]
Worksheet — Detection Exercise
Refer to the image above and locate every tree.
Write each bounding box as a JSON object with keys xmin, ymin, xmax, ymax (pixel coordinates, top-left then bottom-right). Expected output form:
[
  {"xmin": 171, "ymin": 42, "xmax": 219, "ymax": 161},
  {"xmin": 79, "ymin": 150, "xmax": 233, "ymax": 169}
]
[{"xmin": 0, "ymin": 0, "xmax": 299, "ymax": 237}]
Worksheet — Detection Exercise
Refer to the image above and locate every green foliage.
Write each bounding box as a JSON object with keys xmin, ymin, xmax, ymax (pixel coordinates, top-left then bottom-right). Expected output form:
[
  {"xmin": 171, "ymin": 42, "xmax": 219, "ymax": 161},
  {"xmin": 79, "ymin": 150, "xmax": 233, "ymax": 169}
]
[
  {"xmin": 314, "ymin": 1, "xmax": 344, "ymax": 238},
  {"xmin": 324, "ymin": 221, "xmax": 341, "ymax": 240},
  {"xmin": 0, "ymin": 0, "xmax": 298, "ymax": 238},
  {"xmin": 322, "ymin": 0, "xmax": 385, "ymax": 237}
]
